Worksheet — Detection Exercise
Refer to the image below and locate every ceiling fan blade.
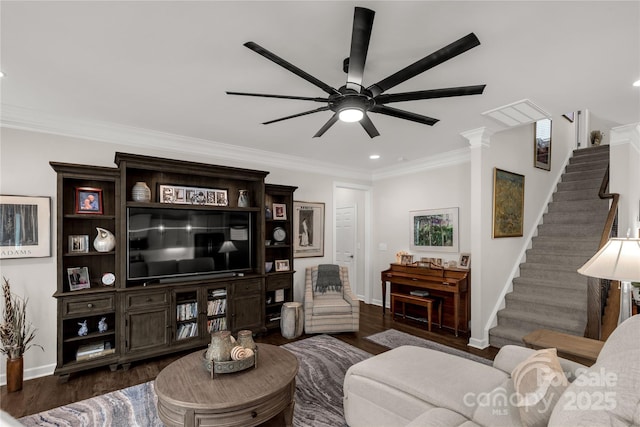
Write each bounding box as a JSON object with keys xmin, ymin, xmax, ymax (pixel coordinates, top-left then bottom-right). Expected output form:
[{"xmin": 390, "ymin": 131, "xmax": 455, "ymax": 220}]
[
  {"xmin": 263, "ymin": 106, "xmax": 330, "ymax": 125},
  {"xmin": 346, "ymin": 7, "xmax": 375, "ymax": 92},
  {"xmin": 313, "ymin": 113, "xmax": 339, "ymax": 138},
  {"xmin": 370, "ymin": 105, "xmax": 439, "ymax": 126},
  {"xmin": 375, "ymin": 84, "xmax": 486, "ymax": 104},
  {"xmin": 367, "ymin": 33, "xmax": 481, "ymax": 97},
  {"xmin": 360, "ymin": 113, "xmax": 380, "ymax": 138},
  {"xmin": 244, "ymin": 42, "xmax": 339, "ymax": 96},
  {"xmin": 226, "ymin": 91, "xmax": 328, "ymax": 102}
]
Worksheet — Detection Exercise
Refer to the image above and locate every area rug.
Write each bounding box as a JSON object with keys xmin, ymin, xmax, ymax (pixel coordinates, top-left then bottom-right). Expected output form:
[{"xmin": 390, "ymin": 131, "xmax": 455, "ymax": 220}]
[
  {"xmin": 365, "ymin": 329, "xmax": 492, "ymax": 366},
  {"xmin": 19, "ymin": 334, "xmax": 371, "ymax": 427}
]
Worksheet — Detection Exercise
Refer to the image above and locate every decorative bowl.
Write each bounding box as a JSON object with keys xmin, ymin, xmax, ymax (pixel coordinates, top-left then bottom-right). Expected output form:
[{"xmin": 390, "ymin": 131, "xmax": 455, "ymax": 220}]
[{"xmin": 202, "ymin": 347, "xmax": 257, "ymax": 378}]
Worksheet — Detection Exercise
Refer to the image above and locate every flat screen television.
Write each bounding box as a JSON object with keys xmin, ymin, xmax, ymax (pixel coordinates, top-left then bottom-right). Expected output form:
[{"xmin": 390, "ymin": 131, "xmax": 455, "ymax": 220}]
[{"xmin": 127, "ymin": 207, "xmax": 254, "ymax": 283}]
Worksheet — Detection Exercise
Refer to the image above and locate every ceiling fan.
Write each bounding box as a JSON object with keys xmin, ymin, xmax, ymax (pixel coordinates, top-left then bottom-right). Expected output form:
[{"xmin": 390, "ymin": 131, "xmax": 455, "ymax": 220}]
[{"xmin": 226, "ymin": 7, "xmax": 486, "ymax": 138}]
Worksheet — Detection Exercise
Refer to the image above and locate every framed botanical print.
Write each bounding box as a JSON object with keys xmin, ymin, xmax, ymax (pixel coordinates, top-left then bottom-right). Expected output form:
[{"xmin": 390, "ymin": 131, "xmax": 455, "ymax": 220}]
[{"xmin": 410, "ymin": 207, "xmax": 459, "ymax": 253}]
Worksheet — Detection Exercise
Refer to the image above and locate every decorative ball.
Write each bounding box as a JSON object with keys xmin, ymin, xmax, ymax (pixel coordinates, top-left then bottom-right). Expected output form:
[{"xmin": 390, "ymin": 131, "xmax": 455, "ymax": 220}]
[{"xmin": 230, "ymin": 346, "xmax": 247, "ymax": 361}]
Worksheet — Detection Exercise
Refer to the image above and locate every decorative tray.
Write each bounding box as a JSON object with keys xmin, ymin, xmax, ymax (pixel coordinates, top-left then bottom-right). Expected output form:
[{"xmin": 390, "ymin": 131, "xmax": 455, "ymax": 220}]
[{"xmin": 201, "ymin": 348, "xmax": 257, "ymax": 379}]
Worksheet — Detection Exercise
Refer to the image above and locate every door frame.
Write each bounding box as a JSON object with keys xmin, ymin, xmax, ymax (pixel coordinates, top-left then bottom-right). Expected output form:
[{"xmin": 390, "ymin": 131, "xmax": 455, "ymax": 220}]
[{"xmin": 332, "ymin": 181, "xmax": 373, "ymax": 304}]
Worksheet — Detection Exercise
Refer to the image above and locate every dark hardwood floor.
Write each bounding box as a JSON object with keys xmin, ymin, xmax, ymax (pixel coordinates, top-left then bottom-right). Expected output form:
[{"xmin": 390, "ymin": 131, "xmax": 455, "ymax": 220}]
[{"xmin": 1, "ymin": 302, "xmax": 498, "ymax": 419}]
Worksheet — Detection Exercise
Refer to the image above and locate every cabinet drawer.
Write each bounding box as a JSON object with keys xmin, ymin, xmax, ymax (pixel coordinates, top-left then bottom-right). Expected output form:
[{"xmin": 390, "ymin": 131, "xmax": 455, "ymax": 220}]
[
  {"xmin": 234, "ymin": 279, "xmax": 262, "ymax": 296},
  {"xmin": 62, "ymin": 295, "xmax": 115, "ymax": 317},
  {"xmin": 266, "ymin": 274, "xmax": 292, "ymax": 291},
  {"xmin": 125, "ymin": 290, "xmax": 168, "ymax": 309}
]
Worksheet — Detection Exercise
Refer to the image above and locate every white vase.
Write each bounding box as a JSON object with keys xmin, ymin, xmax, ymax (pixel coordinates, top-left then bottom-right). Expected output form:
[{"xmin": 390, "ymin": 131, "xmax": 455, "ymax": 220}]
[
  {"xmin": 131, "ymin": 181, "xmax": 151, "ymax": 202},
  {"xmin": 93, "ymin": 227, "xmax": 116, "ymax": 252}
]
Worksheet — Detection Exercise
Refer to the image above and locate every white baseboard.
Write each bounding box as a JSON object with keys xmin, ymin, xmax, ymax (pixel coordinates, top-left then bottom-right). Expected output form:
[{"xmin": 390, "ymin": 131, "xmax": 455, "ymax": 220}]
[
  {"xmin": 467, "ymin": 337, "xmax": 489, "ymax": 349},
  {"xmin": 0, "ymin": 363, "xmax": 56, "ymax": 386}
]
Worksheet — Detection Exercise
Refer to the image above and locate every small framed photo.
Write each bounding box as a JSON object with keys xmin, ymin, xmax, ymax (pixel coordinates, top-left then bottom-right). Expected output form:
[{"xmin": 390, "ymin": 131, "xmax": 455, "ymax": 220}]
[
  {"xmin": 275, "ymin": 259, "xmax": 290, "ymax": 272},
  {"xmin": 67, "ymin": 266, "xmax": 91, "ymax": 291},
  {"xmin": 68, "ymin": 235, "xmax": 89, "ymax": 253},
  {"xmin": 273, "ymin": 203, "xmax": 287, "ymax": 220},
  {"xmin": 75, "ymin": 187, "xmax": 103, "ymax": 214},
  {"xmin": 459, "ymin": 253, "xmax": 471, "ymax": 269}
]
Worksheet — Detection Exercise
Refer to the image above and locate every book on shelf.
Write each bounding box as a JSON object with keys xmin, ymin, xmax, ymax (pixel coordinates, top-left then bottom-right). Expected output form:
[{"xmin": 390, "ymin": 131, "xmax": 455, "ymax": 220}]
[
  {"xmin": 209, "ymin": 289, "xmax": 227, "ymax": 297},
  {"xmin": 207, "ymin": 298, "xmax": 226, "ymax": 316},
  {"xmin": 177, "ymin": 322, "xmax": 198, "ymax": 339},
  {"xmin": 410, "ymin": 290, "xmax": 430, "ymax": 297},
  {"xmin": 207, "ymin": 316, "xmax": 227, "ymax": 333},
  {"xmin": 177, "ymin": 302, "xmax": 198, "ymax": 321},
  {"xmin": 76, "ymin": 341, "xmax": 114, "ymax": 361}
]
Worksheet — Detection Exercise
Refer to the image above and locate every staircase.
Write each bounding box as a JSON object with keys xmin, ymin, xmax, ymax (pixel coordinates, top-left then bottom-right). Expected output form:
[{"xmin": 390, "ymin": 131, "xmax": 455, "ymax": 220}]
[{"xmin": 489, "ymin": 145, "xmax": 610, "ymax": 348}]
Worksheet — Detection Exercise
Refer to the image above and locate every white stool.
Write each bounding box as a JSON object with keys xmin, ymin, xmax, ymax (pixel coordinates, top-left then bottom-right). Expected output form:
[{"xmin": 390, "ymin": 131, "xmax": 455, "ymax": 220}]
[{"xmin": 281, "ymin": 302, "xmax": 304, "ymax": 339}]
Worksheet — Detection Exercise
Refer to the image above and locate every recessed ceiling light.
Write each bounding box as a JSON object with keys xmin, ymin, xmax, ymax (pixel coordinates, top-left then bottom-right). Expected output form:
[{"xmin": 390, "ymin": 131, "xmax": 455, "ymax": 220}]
[
  {"xmin": 633, "ymin": 79, "xmax": 640, "ymax": 87},
  {"xmin": 369, "ymin": 154, "xmax": 380, "ymax": 160},
  {"xmin": 0, "ymin": 71, "xmax": 5, "ymax": 78}
]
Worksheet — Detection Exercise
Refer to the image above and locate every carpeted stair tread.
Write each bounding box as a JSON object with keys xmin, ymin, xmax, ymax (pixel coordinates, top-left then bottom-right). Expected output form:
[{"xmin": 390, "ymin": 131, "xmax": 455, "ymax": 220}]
[
  {"xmin": 512, "ymin": 276, "xmax": 587, "ymax": 293},
  {"xmin": 496, "ymin": 308, "xmax": 586, "ymax": 335},
  {"xmin": 505, "ymin": 291, "xmax": 585, "ymax": 314},
  {"xmin": 489, "ymin": 144, "xmax": 608, "ymax": 348},
  {"xmin": 525, "ymin": 249, "xmax": 595, "ymax": 265},
  {"xmin": 547, "ymin": 199, "xmax": 609, "ymax": 213},
  {"xmin": 561, "ymin": 168, "xmax": 607, "ymax": 182}
]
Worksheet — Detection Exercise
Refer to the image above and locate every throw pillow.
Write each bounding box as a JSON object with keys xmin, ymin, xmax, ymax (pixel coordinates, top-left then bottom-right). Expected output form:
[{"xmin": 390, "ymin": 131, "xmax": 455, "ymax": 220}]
[{"xmin": 511, "ymin": 348, "xmax": 568, "ymax": 427}]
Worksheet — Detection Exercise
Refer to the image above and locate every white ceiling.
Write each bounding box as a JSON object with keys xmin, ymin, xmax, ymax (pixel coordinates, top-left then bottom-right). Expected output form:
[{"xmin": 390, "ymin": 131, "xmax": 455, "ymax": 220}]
[{"xmin": 1, "ymin": 1, "xmax": 639, "ymax": 174}]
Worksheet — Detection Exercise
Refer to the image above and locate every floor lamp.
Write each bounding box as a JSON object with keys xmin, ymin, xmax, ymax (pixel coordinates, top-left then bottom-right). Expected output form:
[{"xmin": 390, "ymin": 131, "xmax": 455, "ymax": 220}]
[{"xmin": 577, "ymin": 237, "xmax": 640, "ymax": 324}]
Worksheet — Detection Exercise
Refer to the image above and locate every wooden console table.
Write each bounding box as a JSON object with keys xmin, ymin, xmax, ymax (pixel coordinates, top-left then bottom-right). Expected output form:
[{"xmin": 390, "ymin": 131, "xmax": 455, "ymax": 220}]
[
  {"xmin": 381, "ymin": 264, "xmax": 470, "ymax": 336},
  {"xmin": 522, "ymin": 329, "xmax": 605, "ymax": 366}
]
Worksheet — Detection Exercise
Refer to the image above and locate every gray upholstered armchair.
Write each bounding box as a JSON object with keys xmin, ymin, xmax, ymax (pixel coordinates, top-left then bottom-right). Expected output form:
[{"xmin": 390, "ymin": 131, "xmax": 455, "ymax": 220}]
[{"xmin": 304, "ymin": 265, "xmax": 359, "ymax": 334}]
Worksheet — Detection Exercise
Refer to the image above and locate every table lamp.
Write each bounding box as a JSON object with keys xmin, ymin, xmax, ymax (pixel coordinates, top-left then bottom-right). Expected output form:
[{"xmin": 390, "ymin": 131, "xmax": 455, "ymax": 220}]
[
  {"xmin": 577, "ymin": 237, "xmax": 640, "ymax": 323},
  {"xmin": 218, "ymin": 241, "xmax": 238, "ymax": 270}
]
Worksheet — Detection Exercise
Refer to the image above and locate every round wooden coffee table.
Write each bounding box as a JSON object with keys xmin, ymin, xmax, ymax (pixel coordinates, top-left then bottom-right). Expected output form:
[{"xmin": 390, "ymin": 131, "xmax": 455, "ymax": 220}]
[{"xmin": 155, "ymin": 344, "xmax": 299, "ymax": 427}]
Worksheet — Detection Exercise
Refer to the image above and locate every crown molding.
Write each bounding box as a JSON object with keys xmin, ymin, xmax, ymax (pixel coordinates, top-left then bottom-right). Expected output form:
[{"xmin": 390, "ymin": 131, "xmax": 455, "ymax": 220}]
[
  {"xmin": 610, "ymin": 122, "xmax": 640, "ymax": 154},
  {"xmin": 0, "ymin": 104, "xmax": 374, "ymax": 181},
  {"xmin": 371, "ymin": 147, "xmax": 470, "ymax": 180}
]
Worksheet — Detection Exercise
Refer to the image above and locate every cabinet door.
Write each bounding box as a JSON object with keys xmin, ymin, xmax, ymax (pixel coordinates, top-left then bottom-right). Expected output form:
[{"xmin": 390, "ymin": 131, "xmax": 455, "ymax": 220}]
[
  {"xmin": 230, "ymin": 279, "xmax": 263, "ymax": 332},
  {"xmin": 124, "ymin": 307, "xmax": 170, "ymax": 353}
]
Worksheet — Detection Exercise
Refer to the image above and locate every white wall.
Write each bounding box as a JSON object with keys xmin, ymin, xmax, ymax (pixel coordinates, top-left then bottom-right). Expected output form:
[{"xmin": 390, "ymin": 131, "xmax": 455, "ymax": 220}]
[
  {"xmin": 372, "ymin": 161, "xmax": 471, "ymax": 306},
  {"xmin": 471, "ymin": 116, "xmax": 576, "ymax": 346},
  {"xmin": 0, "ymin": 127, "xmax": 367, "ymax": 380}
]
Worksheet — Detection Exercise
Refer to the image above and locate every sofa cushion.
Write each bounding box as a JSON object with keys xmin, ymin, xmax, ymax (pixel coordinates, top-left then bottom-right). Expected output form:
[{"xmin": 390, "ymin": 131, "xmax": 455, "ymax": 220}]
[
  {"xmin": 406, "ymin": 407, "xmax": 482, "ymax": 427},
  {"xmin": 512, "ymin": 348, "xmax": 568, "ymax": 427},
  {"xmin": 549, "ymin": 314, "xmax": 640, "ymax": 427},
  {"xmin": 344, "ymin": 346, "xmax": 509, "ymax": 420},
  {"xmin": 311, "ymin": 294, "xmax": 352, "ymax": 315}
]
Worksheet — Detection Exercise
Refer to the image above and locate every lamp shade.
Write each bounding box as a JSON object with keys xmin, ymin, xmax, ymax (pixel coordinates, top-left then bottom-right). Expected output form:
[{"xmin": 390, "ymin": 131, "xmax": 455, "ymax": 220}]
[
  {"xmin": 577, "ymin": 238, "xmax": 640, "ymax": 282},
  {"xmin": 218, "ymin": 241, "xmax": 238, "ymax": 254}
]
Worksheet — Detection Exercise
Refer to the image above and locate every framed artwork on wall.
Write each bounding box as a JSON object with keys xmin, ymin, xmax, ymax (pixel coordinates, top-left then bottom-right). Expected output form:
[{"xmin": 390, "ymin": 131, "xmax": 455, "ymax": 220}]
[
  {"xmin": 293, "ymin": 201, "xmax": 325, "ymax": 258},
  {"xmin": 0, "ymin": 195, "xmax": 51, "ymax": 259},
  {"xmin": 534, "ymin": 118, "xmax": 552, "ymax": 171},
  {"xmin": 410, "ymin": 207, "xmax": 459, "ymax": 253},
  {"xmin": 493, "ymin": 168, "xmax": 525, "ymax": 238}
]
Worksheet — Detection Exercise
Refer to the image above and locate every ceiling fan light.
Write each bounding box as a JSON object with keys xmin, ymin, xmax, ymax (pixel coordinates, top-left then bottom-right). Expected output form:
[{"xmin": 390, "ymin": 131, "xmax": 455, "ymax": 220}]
[{"xmin": 339, "ymin": 107, "xmax": 364, "ymax": 122}]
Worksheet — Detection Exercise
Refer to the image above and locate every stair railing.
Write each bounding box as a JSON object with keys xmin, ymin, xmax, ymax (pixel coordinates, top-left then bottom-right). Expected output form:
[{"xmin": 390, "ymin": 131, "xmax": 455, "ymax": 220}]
[{"xmin": 586, "ymin": 164, "xmax": 619, "ymax": 339}]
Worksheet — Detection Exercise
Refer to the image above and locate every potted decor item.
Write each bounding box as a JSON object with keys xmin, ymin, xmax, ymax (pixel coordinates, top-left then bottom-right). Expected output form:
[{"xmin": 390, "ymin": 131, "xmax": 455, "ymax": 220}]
[{"xmin": 0, "ymin": 277, "xmax": 43, "ymax": 392}]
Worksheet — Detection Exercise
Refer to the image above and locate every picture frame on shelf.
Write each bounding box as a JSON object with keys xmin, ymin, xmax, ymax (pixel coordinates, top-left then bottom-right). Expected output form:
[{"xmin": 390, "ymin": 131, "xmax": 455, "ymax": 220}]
[
  {"xmin": 275, "ymin": 259, "xmax": 290, "ymax": 272},
  {"xmin": 68, "ymin": 235, "xmax": 89, "ymax": 253},
  {"xmin": 67, "ymin": 266, "xmax": 91, "ymax": 291},
  {"xmin": 410, "ymin": 207, "xmax": 459, "ymax": 253},
  {"xmin": 158, "ymin": 184, "xmax": 228, "ymax": 206},
  {"xmin": 272, "ymin": 203, "xmax": 287, "ymax": 220},
  {"xmin": 75, "ymin": 187, "xmax": 103, "ymax": 214},
  {"xmin": 0, "ymin": 195, "xmax": 51, "ymax": 259},
  {"xmin": 534, "ymin": 118, "xmax": 552, "ymax": 171},
  {"xmin": 493, "ymin": 168, "xmax": 525, "ymax": 238},
  {"xmin": 293, "ymin": 201, "xmax": 325, "ymax": 258},
  {"xmin": 459, "ymin": 253, "xmax": 471, "ymax": 269}
]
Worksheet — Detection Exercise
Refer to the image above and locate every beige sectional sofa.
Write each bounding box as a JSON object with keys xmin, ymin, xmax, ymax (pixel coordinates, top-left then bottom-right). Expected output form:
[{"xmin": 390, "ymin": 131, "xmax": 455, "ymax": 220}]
[{"xmin": 344, "ymin": 314, "xmax": 640, "ymax": 426}]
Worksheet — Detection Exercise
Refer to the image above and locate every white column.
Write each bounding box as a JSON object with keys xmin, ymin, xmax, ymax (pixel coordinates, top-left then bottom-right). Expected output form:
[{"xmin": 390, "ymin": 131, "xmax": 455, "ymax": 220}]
[{"xmin": 461, "ymin": 127, "xmax": 493, "ymax": 348}]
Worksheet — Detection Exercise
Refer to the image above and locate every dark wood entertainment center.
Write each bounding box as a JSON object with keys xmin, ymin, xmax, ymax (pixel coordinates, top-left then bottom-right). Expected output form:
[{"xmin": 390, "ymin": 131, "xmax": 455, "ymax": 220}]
[{"xmin": 51, "ymin": 153, "xmax": 296, "ymax": 381}]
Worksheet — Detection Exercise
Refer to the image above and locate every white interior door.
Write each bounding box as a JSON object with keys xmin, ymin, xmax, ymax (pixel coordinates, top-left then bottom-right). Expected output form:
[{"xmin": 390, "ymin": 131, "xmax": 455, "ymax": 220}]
[{"xmin": 336, "ymin": 206, "xmax": 359, "ymax": 297}]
